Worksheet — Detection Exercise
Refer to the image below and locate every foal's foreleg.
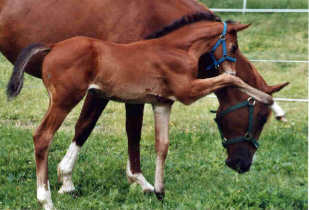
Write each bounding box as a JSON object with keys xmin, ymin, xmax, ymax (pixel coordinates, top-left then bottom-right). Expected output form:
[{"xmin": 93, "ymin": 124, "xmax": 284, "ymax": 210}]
[
  {"xmin": 58, "ymin": 92, "xmax": 109, "ymax": 194},
  {"xmin": 188, "ymin": 74, "xmax": 273, "ymax": 104},
  {"xmin": 152, "ymin": 104, "xmax": 172, "ymax": 200},
  {"xmin": 125, "ymin": 104, "xmax": 154, "ymax": 193}
]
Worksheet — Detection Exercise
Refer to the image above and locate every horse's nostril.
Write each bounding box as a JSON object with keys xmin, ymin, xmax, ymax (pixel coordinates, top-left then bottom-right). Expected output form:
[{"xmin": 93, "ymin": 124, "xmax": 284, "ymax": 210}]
[
  {"xmin": 226, "ymin": 158, "xmax": 251, "ymax": 173},
  {"xmin": 234, "ymin": 158, "xmax": 243, "ymax": 172},
  {"xmin": 238, "ymin": 159, "xmax": 251, "ymax": 173},
  {"xmin": 225, "ymin": 159, "xmax": 232, "ymax": 167},
  {"xmin": 235, "ymin": 158, "xmax": 241, "ymax": 165}
]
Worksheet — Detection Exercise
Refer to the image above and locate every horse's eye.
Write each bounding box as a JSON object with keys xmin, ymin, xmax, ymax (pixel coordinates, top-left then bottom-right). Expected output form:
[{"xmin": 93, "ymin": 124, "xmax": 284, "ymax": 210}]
[{"xmin": 231, "ymin": 44, "xmax": 238, "ymax": 53}]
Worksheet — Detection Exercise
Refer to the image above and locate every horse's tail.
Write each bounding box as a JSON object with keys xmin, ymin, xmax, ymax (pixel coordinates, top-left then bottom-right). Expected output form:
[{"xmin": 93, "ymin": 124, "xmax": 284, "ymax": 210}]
[{"xmin": 7, "ymin": 43, "xmax": 51, "ymax": 100}]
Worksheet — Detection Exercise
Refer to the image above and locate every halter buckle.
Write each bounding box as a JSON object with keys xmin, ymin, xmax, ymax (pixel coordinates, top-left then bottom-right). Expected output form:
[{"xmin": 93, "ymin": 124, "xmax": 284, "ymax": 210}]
[
  {"xmin": 219, "ymin": 34, "xmax": 225, "ymax": 40},
  {"xmin": 222, "ymin": 137, "xmax": 227, "ymax": 142},
  {"xmin": 222, "ymin": 137, "xmax": 228, "ymax": 147},
  {"xmin": 244, "ymin": 132, "xmax": 253, "ymax": 140},
  {"xmin": 247, "ymin": 97, "xmax": 256, "ymax": 106}
]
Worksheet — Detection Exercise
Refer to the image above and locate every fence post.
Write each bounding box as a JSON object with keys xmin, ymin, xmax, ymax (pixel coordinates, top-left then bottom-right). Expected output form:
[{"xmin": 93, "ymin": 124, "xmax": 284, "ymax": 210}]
[{"xmin": 242, "ymin": 0, "xmax": 247, "ymax": 14}]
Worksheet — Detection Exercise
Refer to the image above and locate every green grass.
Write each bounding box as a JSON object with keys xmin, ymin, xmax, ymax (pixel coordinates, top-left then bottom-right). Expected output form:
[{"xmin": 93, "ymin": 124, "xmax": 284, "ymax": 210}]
[
  {"xmin": 0, "ymin": 116, "xmax": 307, "ymax": 209},
  {"xmin": 0, "ymin": 2, "xmax": 308, "ymax": 210}
]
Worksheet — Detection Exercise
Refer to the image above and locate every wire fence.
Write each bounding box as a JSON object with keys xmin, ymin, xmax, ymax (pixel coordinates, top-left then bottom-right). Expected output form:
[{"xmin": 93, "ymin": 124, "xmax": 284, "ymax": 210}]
[
  {"xmin": 206, "ymin": 95, "xmax": 309, "ymax": 103},
  {"xmin": 210, "ymin": 3, "xmax": 308, "ymax": 103},
  {"xmin": 210, "ymin": 0, "xmax": 309, "ymax": 14},
  {"xmin": 250, "ymin": 59, "xmax": 309, "ymax": 63},
  {"xmin": 210, "ymin": 8, "xmax": 309, "ymax": 13}
]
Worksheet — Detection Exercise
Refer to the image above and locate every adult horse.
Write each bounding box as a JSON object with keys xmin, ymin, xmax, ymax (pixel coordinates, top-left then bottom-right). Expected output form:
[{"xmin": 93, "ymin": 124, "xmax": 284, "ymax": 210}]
[{"xmin": 1, "ymin": 0, "xmax": 288, "ymax": 206}]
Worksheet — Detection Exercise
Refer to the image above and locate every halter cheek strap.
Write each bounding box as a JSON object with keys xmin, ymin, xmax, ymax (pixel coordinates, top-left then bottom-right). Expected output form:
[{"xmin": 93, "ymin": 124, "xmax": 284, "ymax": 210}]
[
  {"xmin": 214, "ymin": 97, "xmax": 259, "ymax": 149},
  {"xmin": 206, "ymin": 22, "xmax": 237, "ymax": 71}
]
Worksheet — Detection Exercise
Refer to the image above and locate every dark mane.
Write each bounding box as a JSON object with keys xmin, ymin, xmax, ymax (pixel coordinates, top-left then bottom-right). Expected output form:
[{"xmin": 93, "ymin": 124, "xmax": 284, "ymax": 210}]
[
  {"xmin": 225, "ymin": 19, "xmax": 237, "ymax": 24},
  {"xmin": 145, "ymin": 12, "xmax": 221, "ymax": 39}
]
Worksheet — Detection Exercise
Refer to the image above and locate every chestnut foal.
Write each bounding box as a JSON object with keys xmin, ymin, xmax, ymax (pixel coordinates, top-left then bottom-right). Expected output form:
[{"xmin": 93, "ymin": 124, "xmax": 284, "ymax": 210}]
[{"xmin": 8, "ymin": 21, "xmax": 272, "ymax": 209}]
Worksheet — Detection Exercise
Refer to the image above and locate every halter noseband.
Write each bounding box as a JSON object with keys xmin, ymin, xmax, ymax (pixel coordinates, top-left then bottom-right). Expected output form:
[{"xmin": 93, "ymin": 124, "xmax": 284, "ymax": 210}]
[
  {"xmin": 206, "ymin": 22, "xmax": 236, "ymax": 71},
  {"xmin": 214, "ymin": 97, "xmax": 259, "ymax": 149}
]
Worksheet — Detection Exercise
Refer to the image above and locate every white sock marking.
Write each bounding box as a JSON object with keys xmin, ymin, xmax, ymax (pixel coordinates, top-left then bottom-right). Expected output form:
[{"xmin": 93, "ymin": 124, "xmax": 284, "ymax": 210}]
[
  {"xmin": 126, "ymin": 160, "xmax": 154, "ymax": 192},
  {"xmin": 271, "ymin": 101, "xmax": 285, "ymax": 117},
  {"xmin": 37, "ymin": 181, "xmax": 54, "ymax": 210},
  {"xmin": 58, "ymin": 142, "xmax": 81, "ymax": 193},
  {"xmin": 152, "ymin": 105, "xmax": 171, "ymax": 193},
  {"xmin": 154, "ymin": 156, "xmax": 165, "ymax": 193}
]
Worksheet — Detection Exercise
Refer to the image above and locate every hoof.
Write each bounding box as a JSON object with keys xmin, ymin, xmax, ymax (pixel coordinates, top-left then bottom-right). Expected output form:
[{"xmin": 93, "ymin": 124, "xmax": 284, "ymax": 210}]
[
  {"xmin": 154, "ymin": 191, "xmax": 165, "ymax": 201},
  {"xmin": 68, "ymin": 190, "xmax": 81, "ymax": 199},
  {"xmin": 58, "ymin": 179, "xmax": 75, "ymax": 194},
  {"xmin": 58, "ymin": 186, "xmax": 75, "ymax": 194},
  {"xmin": 126, "ymin": 175, "xmax": 134, "ymax": 184},
  {"xmin": 142, "ymin": 185, "xmax": 154, "ymax": 193},
  {"xmin": 143, "ymin": 190, "xmax": 153, "ymax": 196}
]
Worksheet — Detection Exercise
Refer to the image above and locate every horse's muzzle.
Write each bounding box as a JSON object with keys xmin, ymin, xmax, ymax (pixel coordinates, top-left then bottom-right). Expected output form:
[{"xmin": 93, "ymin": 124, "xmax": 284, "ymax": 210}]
[{"xmin": 225, "ymin": 157, "xmax": 252, "ymax": 174}]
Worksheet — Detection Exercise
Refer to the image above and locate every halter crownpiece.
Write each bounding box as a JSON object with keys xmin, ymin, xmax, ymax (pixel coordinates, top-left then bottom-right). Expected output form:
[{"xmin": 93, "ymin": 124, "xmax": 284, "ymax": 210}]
[
  {"xmin": 214, "ymin": 97, "xmax": 259, "ymax": 149},
  {"xmin": 206, "ymin": 22, "xmax": 237, "ymax": 71}
]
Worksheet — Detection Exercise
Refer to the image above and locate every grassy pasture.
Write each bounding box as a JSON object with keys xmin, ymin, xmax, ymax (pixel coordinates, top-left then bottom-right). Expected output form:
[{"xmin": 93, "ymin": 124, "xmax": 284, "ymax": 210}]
[{"xmin": 0, "ymin": 1, "xmax": 308, "ymax": 209}]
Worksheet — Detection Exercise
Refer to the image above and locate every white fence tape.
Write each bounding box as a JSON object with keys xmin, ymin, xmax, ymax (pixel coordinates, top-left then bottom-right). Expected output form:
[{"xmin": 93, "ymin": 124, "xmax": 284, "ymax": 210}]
[
  {"xmin": 250, "ymin": 59, "xmax": 309, "ymax": 63},
  {"xmin": 206, "ymin": 95, "xmax": 308, "ymax": 103},
  {"xmin": 210, "ymin": 8, "xmax": 309, "ymax": 13},
  {"xmin": 274, "ymin": 98, "xmax": 309, "ymax": 102}
]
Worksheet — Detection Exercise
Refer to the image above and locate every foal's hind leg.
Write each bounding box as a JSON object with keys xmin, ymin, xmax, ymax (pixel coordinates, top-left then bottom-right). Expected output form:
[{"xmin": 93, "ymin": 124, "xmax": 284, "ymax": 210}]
[
  {"xmin": 125, "ymin": 104, "xmax": 154, "ymax": 193},
  {"xmin": 58, "ymin": 92, "xmax": 108, "ymax": 194},
  {"xmin": 34, "ymin": 99, "xmax": 80, "ymax": 210}
]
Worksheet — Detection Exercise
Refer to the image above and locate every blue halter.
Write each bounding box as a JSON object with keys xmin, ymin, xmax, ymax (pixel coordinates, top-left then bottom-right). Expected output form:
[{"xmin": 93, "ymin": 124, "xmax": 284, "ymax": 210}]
[{"xmin": 206, "ymin": 22, "xmax": 236, "ymax": 71}]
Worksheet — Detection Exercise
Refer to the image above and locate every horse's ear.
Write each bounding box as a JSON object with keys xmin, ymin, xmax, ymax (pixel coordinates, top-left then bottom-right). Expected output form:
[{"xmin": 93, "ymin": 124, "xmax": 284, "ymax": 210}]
[
  {"xmin": 228, "ymin": 23, "xmax": 251, "ymax": 33},
  {"xmin": 266, "ymin": 82, "xmax": 289, "ymax": 94}
]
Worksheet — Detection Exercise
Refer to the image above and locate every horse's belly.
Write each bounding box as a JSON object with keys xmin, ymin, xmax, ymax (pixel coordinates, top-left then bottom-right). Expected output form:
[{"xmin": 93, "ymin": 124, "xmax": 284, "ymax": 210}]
[{"xmin": 88, "ymin": 84, "xmax": 174, "ymax": 104}]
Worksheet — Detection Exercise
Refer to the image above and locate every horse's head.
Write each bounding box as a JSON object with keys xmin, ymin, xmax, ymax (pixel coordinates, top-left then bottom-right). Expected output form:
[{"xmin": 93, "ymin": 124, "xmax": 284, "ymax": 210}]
[
  {"xmin": 207, "ymin": 22, "xmax": 250, "ymax": 76},
  {"xmin": 215, "ymin": 80, "xmax": 288, "ymax": 173},
  {"xmin": 198, "ymin": 40, "xmax": 289, "ymax": 174},
  {"xmin": 189, "ymin": 21, "xmax": 250, "ymax": 76}
]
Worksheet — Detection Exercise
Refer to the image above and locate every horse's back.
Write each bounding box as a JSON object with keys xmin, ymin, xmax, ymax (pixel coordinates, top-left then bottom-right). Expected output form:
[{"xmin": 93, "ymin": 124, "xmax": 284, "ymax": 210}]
[{"xmin": 0, "ymin": 0, "xmax": 207, "ymax": 63}]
